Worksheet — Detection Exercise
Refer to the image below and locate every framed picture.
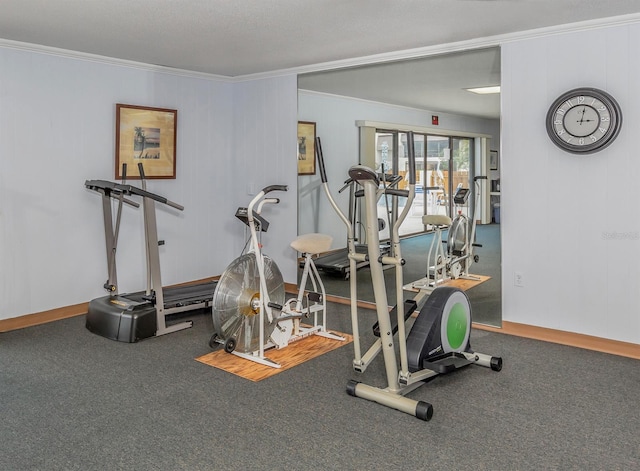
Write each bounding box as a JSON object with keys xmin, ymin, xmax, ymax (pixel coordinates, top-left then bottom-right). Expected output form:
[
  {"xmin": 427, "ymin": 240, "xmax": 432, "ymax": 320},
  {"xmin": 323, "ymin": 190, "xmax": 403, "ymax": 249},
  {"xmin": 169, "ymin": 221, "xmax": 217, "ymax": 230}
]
[
  {"xmin": 297, "ymin": 121, "xmax": 316, "ymax": 175},
  {"xmin": 115, "ymin": 104, "xmax": 177, "ymax": 179},
  {"xmin": 489, "ymin": 150, "xmax": 499, "ymax": 171}
]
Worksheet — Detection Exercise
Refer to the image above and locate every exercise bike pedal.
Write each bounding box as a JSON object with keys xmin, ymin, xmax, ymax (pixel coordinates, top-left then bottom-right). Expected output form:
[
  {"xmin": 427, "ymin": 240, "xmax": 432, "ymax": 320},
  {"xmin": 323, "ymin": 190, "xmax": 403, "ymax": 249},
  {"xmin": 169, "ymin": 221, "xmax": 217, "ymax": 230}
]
[
  {"xmin": 373, "ymin": 300, "xmax": 417, "ymax": 337},
  {"xmin": 422, "ymin": 352, "xmax": 472, "ymax": 374},
  {"xmin": 306, "ymin": 291, "xmax": 323, "ymax": 303},
  {"xmin": 267, "ymin": 302, "xmax": 283, "ymax": 312}
]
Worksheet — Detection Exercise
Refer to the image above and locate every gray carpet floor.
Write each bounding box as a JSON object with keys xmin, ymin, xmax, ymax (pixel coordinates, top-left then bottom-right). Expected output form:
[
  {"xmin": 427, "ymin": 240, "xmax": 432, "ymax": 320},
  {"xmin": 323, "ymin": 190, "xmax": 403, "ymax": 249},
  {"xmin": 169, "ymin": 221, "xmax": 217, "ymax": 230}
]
[{"xmin": 1, "ymin": 303, "xmax": 639, "ymax": 470}]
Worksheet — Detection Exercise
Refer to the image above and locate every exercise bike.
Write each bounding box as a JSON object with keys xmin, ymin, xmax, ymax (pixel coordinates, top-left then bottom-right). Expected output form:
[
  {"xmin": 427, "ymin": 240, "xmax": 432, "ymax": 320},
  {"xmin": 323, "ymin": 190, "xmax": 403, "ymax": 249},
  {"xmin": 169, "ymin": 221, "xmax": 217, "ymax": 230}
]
[
  {"xmin": 418, "ymin": 176, "xmax": 486, "ymax": 288},
  {"xmin": 209, "ymin": 185, "xmax": 344, "ymax": 368},
  {"xmin": 317, "ymin": 133, "xmax": 502, "ymax": 420}
]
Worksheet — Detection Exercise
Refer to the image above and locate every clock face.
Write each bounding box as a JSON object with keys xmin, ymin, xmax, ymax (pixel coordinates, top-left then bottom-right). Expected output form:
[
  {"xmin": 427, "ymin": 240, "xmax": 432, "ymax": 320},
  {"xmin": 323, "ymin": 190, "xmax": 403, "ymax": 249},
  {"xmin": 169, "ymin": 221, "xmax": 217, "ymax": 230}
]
[{"xmin": 546, "ymin": 88, "xmax": 622, "ymax": 154}]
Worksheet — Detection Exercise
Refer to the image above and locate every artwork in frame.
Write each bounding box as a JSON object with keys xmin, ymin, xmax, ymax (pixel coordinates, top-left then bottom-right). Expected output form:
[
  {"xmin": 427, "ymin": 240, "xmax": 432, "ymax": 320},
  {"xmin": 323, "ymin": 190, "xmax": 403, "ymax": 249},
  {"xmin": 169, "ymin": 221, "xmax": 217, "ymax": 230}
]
[
  {"xmin": 297, "ymin": 121, "xmax": 316, "ymax": 175},
  {"xmin": 115, "ymin": 104, "xmax": 177, "ymax": 179},
  {"xmin": 490, "ymin": 150, "xmax": 499, "ymax": 171}
]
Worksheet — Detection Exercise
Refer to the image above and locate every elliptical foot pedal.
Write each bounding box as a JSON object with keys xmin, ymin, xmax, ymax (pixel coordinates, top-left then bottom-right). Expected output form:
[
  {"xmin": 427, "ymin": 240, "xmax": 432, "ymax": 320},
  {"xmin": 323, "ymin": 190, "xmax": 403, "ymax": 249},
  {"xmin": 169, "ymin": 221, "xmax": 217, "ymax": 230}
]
[
  {"xmin": 423, "ymin": 352, "xmax": 472, "ymax": 374},
  {"xmin": 373, "ymin": 300, "xmax": 417, "ymax": 337}
]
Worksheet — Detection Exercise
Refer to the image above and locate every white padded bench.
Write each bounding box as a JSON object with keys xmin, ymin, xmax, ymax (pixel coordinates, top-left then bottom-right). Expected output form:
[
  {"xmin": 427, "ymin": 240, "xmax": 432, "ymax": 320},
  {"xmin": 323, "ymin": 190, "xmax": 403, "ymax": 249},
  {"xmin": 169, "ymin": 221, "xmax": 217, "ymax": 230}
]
[
  {"xmin": 290, "ymin": 233, "xmax": 333, "ymax": 255},
  {"xmin": 422, "ymin": 214, "xmax": 452, "ymax": 227}
]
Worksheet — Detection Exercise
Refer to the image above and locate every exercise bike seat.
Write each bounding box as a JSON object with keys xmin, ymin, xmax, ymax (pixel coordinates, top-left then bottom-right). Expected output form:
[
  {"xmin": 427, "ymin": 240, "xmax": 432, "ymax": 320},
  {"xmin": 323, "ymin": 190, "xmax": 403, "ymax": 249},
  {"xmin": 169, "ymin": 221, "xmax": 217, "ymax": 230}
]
[
  {"xmin": 291, "ymin": 233, "xmax": 333, "ymax": 256},
  {"xmin": 422, "ymin": 214, "xmax": 452, "ymax": 227}
]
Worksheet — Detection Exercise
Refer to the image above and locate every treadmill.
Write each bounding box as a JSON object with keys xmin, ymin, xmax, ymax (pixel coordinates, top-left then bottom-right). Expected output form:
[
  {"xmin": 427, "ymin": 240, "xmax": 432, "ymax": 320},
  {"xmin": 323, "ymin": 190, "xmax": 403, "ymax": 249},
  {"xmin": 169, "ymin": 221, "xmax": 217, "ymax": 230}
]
[
  {"xmin": 84, "ymin": 164, "xmax": 216, "ymax": 342},
  {"xmin": 312, "ymin": 173, "xmax": 403, "ymax": 279}
]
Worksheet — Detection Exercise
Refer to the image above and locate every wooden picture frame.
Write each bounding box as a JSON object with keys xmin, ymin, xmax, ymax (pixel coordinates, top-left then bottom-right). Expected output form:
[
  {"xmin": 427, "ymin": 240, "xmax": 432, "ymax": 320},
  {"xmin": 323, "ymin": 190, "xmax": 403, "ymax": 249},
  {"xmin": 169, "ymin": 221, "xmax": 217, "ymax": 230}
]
[
  {"xmin": 297, "ymin": 121, "xmax": 316, "ymax": 175},
  {"xmin": 115, "ymin": 104, "xmax": 177, "ymax": 179},
  {"xmin": 490, "ymin": 150, "xmax": 499, "ymax": 171}
]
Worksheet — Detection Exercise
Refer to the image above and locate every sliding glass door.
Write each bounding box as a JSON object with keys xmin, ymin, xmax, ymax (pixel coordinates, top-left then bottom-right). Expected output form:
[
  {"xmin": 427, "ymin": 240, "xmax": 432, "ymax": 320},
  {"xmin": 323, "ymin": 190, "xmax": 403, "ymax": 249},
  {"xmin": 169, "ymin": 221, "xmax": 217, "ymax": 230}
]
[
  {"xmin": 451, "ymin": 137, "xmax": 474, "ymax": 218},
  {"xmin": 425, "ymin": 135, "xmax": 451, "ymax": 219},
  {"xmin": 372, "ymin": 130, "xmax": 475, "ymax": 238}
]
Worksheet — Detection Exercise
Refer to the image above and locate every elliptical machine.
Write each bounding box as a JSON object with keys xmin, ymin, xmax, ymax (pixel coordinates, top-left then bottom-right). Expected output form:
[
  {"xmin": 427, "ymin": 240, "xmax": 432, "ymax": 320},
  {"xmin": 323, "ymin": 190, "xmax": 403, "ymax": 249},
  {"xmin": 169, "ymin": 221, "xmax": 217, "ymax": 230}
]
[{"xmin": 317, "ymin": 133, "xmax": 502, "ymax": 421}]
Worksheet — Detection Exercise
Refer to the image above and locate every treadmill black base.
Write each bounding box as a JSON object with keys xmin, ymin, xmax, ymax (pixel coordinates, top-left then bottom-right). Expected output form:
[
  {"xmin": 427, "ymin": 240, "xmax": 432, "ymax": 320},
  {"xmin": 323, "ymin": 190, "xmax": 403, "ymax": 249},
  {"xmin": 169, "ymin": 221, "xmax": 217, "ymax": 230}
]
[
  {"xmin": 86, "ymin": 293, "xmax": 157, "ymax": 343},
  {"xmin": 86, "ymin": 282, "xmax": 217, "ymax": 343}
]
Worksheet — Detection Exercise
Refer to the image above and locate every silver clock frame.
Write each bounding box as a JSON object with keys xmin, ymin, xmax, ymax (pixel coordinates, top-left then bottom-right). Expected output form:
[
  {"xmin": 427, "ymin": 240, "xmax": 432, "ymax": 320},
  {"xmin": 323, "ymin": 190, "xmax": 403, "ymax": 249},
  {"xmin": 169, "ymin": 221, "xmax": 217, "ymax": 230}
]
[{"xmin": 546, "ymin": 87, "xmax": 622, "ymax": 154}]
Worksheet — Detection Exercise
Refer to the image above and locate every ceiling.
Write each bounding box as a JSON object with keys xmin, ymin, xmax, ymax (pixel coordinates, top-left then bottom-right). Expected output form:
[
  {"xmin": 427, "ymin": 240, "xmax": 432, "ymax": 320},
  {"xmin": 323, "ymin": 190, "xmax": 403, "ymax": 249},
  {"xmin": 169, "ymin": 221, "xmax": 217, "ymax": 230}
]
[
  {"xmin": 299, "ymin": 47, "xmax": 502, "ymax": 119},
  {"xmin": 2, "ymin": 1, "xmax": 640, "ymax": 119}
]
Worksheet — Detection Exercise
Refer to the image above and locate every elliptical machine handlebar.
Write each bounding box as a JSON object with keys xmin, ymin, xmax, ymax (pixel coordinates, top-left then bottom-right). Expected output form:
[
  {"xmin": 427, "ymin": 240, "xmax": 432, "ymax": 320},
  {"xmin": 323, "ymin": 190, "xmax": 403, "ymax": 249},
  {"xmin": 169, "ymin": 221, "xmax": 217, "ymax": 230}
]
[
  {"xmin": 392, "ymin": 131, "xmax": 416, "ymax": 233},
  {"xmin": 317, "ymin": 138, "xmax": 328, "ymax": 184},
  {"xmin": 407, "ymin": 132, "xmax": 417, "ymax": 185},
  {"xmin": 315, "ymin": 137, "xmax": 352, "ymax": 232}
]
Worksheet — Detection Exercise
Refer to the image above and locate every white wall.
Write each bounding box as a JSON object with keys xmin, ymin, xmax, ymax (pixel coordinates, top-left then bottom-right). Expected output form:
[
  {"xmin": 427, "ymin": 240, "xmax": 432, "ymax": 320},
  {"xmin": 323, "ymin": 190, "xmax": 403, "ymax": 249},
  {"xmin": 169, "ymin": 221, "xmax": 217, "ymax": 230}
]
[
  {"xmin": 0, "ymin": 46, "xmax": 298, "ymax": 321},
  {"xmin": 297, "ymin": 90, "xmax": 500, "ymax": 248},
  {"xmin": 501, "ymin": 23, "xmax": 640, "ymax": 343},
  {"xmin": 232, "ymin": 75, "xmax": 299, "ymax": 281}
]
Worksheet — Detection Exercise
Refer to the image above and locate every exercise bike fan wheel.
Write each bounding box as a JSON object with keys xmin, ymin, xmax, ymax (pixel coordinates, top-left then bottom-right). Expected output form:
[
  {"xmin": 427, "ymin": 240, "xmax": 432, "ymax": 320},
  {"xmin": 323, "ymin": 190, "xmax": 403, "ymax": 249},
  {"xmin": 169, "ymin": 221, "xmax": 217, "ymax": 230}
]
[
  {"xmin": 211, "ymin": 252, "xmax": 285, "ymax": 353},
  {"xmin": 448, "ymin": 216, "xmax": 469, "ymax": 255}
]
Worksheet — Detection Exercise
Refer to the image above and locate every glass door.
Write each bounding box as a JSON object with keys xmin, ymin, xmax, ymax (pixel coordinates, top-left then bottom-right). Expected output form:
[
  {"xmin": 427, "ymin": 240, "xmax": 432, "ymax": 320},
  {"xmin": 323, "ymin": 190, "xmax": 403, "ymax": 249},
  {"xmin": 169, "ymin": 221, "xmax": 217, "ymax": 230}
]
[
  {"xmin": 451, "ymin": 137, "xmax": 474, "ymax": 218},
  {"xmin": 372, "ymin": 132, "xmax": 476, "ymax": 235},
  {"xmin": 426, "ymin": 135, "xmax": 451, "ymax": 218}
]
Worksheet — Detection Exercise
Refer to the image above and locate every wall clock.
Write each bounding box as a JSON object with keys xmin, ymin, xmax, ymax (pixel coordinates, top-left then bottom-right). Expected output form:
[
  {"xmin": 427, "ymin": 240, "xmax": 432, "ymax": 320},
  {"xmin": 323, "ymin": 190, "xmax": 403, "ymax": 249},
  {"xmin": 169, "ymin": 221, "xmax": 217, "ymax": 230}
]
[{"xmin": 546, "ymin": 87, "xmax": 622, "ymax": 154}]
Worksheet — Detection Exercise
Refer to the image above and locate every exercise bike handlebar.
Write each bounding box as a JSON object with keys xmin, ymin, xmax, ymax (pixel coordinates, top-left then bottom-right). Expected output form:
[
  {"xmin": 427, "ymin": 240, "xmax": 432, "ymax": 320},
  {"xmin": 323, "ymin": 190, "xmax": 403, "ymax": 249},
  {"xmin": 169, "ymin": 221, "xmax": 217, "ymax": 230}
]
[
  {"xmin": 256, "ymin": 197, "xmax": 280, "ymax": 215},
  {"xmin": 262, "ymin": 184, "xmax": 288, "ymax": 194},
  {"xmin": 245, "ymin": 185, "xmax": 287, "ymax": 225}
]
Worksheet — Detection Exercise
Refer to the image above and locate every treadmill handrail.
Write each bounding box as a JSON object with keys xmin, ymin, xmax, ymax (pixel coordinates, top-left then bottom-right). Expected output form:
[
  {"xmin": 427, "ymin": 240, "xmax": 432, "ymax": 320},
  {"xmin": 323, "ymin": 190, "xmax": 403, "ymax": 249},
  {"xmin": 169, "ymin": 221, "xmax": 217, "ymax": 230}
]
[
  {"xmin": 85, "ymin": 179, "xmax": 124, "ymax": 193},
  {"xmin": 112, "ymin": 183, "xmax": 184, "ymax": 211},
  {"xmin": 85, "ymin": 179, "xmax": 140, "ymax": 208}
]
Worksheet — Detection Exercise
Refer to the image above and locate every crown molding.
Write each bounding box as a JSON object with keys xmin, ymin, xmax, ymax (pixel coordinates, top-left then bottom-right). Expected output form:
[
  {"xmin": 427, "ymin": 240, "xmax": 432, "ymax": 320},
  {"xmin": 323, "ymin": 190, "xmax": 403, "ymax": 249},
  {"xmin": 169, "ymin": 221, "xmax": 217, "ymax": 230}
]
[{"xmin": 0, "ymin": 38, "xmax": 234, "ymax": 82}]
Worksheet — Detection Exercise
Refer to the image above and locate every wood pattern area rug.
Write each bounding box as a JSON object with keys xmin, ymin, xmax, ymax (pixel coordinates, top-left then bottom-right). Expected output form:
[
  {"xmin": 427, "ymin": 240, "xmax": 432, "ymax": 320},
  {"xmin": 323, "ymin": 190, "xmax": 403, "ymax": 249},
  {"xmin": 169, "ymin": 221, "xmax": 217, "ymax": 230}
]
[
  {"xmin": 196, "ymin": 331, "xmax": 353, "ymax": 382},
  {"xmin": 404, "ymin": 274, "xmax": 491, "ymax": 293}
]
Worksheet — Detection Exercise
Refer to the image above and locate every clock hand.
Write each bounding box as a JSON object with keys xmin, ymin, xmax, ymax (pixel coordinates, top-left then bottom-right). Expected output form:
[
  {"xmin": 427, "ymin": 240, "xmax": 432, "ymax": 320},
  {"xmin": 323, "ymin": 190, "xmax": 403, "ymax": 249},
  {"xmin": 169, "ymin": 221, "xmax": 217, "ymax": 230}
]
[{"xmin": 577, "ymin": 107, "xmax": 587, "ymax": 125}]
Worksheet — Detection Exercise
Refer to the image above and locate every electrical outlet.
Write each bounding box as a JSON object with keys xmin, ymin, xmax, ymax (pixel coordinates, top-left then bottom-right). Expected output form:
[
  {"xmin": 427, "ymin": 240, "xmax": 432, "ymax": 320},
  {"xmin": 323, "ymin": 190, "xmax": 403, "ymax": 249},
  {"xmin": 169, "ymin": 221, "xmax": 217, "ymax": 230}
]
[{"xmin": 514, "ymin": 271, "xmax": 524, "ymax": 287}]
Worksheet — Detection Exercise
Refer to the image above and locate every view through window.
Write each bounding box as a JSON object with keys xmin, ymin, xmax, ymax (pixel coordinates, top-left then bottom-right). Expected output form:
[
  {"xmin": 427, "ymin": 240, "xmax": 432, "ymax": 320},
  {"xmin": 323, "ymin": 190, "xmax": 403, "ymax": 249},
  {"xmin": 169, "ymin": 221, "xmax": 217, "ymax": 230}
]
[{"xmin": 373, "ymin": 130, "xmax": 474, "ymax": 239}]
